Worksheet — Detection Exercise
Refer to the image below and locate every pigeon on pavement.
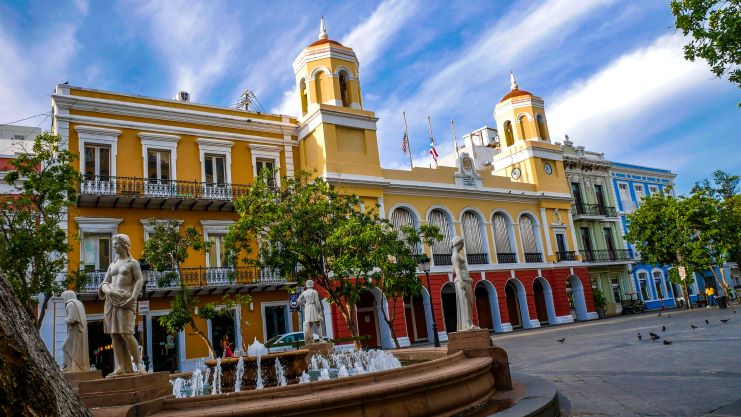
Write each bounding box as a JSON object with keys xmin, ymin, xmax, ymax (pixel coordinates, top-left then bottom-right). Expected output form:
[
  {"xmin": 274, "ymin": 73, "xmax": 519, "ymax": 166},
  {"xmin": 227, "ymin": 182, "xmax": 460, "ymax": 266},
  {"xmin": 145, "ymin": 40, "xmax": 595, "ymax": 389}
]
[
  {"xmin": 557, "ymin": 338, "xmax": 566, "ymax": 343},
  {"xmin": 705, "ymin": 319, "xmax": 709, "ymax": 325},
  {"xmin": 637, "ymin": 333, "xmax": 642, "ymax": 341},
  {"xmin": 649, "ymin": 332, "xmax": 660, "ymax": 341},
  {"xmin": 691, "ymin": 324, "xmax": 698, "ymax": 329},
  {"xmin": 661, "ymin": 325, "xmax": 666, "ymax": 332},
  {"xmin": 721, "ymin": 319, "xmax": 729, "ymax": 323},
  {"xmin": 663, "ymin": 340, "xmax": 673, "ymax": 345}
]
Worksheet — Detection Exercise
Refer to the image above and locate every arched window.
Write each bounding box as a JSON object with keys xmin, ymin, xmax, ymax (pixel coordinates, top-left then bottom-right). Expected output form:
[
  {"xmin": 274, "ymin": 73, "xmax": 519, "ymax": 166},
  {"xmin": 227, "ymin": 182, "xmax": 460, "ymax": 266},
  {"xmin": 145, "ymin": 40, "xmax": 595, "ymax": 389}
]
[
  {"xmin": 427, "ymin": 209, "xmax": 453, "ymax": 265},
  {"xmin": 518, "ymin": 115, "xmax": 529, "ymax": 140},
  {"xmin": 536, "ymin": 114, "xmax": 548, "ymax": 140},
  {"xmin": 338, "ymin": 71, "xmax": 350, "ymax": 107},
  {"xmin": 461, "ymin": 211, "xmax": 487, "ymax": 264},
  {"xmin": 637, "ymin": 271, "xmax": 650, "ymax": 300},
  {"xmin": 653, "ymin": 270, "xmax": 665, "ymax": 299},
  {"xmin": 314, "ymin": 72, "xmax": 324, "ymax": 105},
  {"xmin": 503, "ymin": 121, "xmax": 514, "ymax": 147},
  {"xmin": 519, "ymin": 214, "xmax": 541, "ymax": 262},
  {"xmin": 299, "ymin": 78, "xmax": 308, "ymax": 116},
  {"xmin": 390, "ymin": 207, "xmax": 414, "ymax": 231},
  {"xmin": 492, "ymin": 213, "xmax": 515, "ymax": 263}
]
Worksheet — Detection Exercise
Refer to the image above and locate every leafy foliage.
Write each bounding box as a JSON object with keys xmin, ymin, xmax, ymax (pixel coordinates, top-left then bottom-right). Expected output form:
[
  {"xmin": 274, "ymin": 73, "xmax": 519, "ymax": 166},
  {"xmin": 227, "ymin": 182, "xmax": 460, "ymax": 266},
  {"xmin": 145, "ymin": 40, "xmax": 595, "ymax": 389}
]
[
  {"xmin": 671, "ymin": 0, "xmax": 741, "ymax": 103},
  {"xmin": 592, "ymin": 287, "xmax": 608, "ymax": 311},
  {"xmin": 143, "ymin": 219, "xmax": 250, "ymax": 356},
  {"xmin": 0, "ymin": 133, "xmax": 82, "ymax": 328}
]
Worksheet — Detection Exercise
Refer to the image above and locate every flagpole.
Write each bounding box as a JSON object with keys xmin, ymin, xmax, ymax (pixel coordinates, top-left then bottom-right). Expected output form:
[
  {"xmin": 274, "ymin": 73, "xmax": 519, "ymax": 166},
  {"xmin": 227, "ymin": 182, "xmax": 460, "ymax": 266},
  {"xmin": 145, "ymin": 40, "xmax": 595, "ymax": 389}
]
[
  {"xmin": 403, "ymin": 111, "xmax": 413, "ymax": 170},
  {"xmin": 451, "ymin": 119, "xmax": 460, "ymax": 158},
  {"xmin": 427, "ymin": 115, "xmax": 438, "ymax": 169}
]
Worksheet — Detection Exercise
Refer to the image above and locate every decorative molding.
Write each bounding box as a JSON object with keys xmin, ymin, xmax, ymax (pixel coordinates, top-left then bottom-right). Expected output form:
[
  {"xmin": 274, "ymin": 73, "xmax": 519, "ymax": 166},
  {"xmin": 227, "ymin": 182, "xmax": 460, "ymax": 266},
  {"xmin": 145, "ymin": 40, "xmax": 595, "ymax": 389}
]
[
  {"xmin": 298, "ymin": 108, "xmax": 378, "ymax": 139},
  {"xmin": 139, "ymin": 132, "xmax": 179, "ymax": 181},
  {"xmin": 200, "ymin": 219, "xmax": 235, "ymax": 235},
  {"xmin": 75, "ymin": 217, "xmax": 122, "ymax": 233}
]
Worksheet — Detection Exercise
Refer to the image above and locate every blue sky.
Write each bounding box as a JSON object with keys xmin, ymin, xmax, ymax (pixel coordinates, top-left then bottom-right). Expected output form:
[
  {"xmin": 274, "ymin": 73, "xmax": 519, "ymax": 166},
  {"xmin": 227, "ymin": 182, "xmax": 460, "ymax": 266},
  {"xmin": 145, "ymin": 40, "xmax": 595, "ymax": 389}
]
[{"xmin": 0, "ymin": 0, "xmax": 738, "ymax": 192}]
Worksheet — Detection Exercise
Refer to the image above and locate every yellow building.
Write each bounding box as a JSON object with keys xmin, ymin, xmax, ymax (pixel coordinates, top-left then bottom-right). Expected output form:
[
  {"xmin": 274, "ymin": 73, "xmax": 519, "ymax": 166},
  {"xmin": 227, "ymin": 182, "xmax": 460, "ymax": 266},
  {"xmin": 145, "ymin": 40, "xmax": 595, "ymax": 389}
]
[{"xmin": 47, "ymin": 20, "xmax": 597, "ymax": 372}]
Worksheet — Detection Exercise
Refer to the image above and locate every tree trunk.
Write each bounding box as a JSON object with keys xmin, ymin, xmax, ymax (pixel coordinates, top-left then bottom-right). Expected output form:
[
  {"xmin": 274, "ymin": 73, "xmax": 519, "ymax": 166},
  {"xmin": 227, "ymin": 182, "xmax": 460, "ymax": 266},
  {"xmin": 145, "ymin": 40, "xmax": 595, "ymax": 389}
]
[
  {"xmin": 0, "ymin": 273, "xmax": 92, "ymax": 416},
  {"xmin": 189, "ymin": 320, "xmax": 216, "ymax": 358},
  {"xmin": 340, "ymin": 304, "xmax": 361, "ymax": 349}
]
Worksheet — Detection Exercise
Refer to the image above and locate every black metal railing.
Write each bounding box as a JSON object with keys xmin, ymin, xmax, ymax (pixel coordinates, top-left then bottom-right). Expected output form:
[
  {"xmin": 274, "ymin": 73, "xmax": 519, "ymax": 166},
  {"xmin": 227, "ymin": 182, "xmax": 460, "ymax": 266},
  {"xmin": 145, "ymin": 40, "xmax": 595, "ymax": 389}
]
[
  {"xmin": 572, "ymin": 203, "xmax": 617, "ymax": 217},
  {"xmin": 581, "ymin": 249, "xmax": 634, "ymax": 262},
  {"xmin": 556, "ymin": 251, "xmax": 578, "ymax": 261},
  {"xmin": 496, "ymin": 253, "xmax": 517, "ymax": 263},
  {"xmin": 79, "ymin": 175, "xmax": 251, "ymax": 201},
  {"xmin": 466, "ymin": 253, "xmax": 488, "ymax": 265},
  {"xmin": 524, "ymin": 252, "xmax": 543, "ymax": 263},
  {"xmin": 80, "ymin": 266, "xmax": 288, "ymax": 293},
  {"xmin": 432, "ymin": 253, "xmax": 452, "ymax": 266}
]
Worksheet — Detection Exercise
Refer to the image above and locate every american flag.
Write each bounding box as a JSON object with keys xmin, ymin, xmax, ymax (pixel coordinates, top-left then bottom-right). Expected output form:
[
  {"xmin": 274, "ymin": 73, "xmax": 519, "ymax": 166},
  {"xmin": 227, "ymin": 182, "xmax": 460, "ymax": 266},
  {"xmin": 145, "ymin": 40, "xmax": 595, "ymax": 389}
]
[{"xmin": 401, "ymin": 132, "xmax": 409, "ymax": 154}]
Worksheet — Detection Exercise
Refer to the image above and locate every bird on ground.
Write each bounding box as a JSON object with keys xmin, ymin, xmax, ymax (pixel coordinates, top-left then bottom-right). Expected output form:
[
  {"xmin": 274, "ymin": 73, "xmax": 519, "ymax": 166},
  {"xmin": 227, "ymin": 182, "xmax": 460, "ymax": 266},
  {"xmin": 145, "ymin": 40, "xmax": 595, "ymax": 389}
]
[
  {"xmin": 721, "ymin": 319, "xmax": 729, "ymax": 323},
  {"xmin": 661, "ymin": 325, "xmax": 666, "ymax": 332},
  {"xmin": 657, "ymin": 312, "xmax": 662, "ymax": 317},
  {"xmin": 705, "ymin": 319, "xmax": 709, "ymax": 325},
  {"xmin": 557, "ymin": 338, "xmax": 566, "ymax": 343},
  {"xmin": 649, "ymin": 332, "xmax": 660, "ymax": 341},
  {"xmin": 663, "ymin": 340, "xmax": 673, "ymax": 345},
  {"xmin": 637, "ymin": 333, "xmax": 642, "ymax": 341},
  {"xmin": 691, "ymin": 324, "xmax": 698, "ymax": 329}
]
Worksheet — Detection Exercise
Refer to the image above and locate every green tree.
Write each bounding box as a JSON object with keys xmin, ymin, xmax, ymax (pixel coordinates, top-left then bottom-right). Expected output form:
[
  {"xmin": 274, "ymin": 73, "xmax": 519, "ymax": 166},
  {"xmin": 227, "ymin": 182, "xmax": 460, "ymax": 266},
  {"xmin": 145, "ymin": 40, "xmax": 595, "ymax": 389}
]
[
  {"xmin": 226, "ymin": 171, "xmax": 398, "ymax": 347},
  {"xmin": 670, "ymin": 0, "xmax": 741, "ymax": 103},
  {"xmin": 143, "ymin": 219, "xmax": 250, "ymax": 357},
  {"xmin": 0, "ymin": 133, "xmax": 82, "ymax": 328}
]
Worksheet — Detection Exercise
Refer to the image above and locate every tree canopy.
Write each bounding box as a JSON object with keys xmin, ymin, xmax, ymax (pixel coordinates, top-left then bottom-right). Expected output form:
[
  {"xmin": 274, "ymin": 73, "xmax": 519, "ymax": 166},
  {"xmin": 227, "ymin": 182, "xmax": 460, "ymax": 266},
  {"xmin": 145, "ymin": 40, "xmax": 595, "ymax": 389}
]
[{"xmin": 0, "ymin": 133, "xmax": 82, "ymax": 328}]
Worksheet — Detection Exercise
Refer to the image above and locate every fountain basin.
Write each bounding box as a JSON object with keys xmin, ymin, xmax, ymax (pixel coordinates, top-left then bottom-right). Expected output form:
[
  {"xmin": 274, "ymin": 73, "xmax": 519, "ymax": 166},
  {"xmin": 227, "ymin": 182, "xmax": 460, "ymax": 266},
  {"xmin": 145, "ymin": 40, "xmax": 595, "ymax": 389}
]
[{"xmin": 203, "ymin": 349, "xmax": 308, "ymax": 391}]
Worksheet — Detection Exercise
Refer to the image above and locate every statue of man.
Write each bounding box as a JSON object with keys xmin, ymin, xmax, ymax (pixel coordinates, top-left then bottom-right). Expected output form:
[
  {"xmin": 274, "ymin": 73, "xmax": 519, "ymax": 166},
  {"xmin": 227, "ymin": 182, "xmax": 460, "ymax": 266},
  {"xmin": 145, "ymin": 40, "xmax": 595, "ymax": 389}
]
[
  {"xmin": 452, "ymin": 237, "xmax": 477, "ymax": 331},
  {"xmin": 98, "ymin": 234, "xmax": 145, "ymax": 377},
  {"xmin": 297, "ymin": 280, "xmax": 324, "ymax": 345},
  {"xmin": 62, "ymin": 290, "xmax": 90, "ymax": 372}
]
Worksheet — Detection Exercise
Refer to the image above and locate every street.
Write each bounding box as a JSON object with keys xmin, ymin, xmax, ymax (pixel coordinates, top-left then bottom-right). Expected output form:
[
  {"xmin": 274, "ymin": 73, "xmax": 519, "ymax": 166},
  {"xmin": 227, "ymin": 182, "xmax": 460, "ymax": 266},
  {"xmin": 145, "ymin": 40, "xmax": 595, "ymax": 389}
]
[{"xmin": 492, "ymin": 307, "xmax": 741, "ymax": 416}]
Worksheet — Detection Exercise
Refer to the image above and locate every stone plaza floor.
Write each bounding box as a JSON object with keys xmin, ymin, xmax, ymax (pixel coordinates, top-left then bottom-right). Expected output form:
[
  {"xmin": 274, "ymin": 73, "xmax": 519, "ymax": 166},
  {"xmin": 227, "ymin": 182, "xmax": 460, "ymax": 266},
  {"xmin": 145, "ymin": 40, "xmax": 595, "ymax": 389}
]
[{"xmin": 490, "ymin": 307, "xmax": 741, "ymax": 416}]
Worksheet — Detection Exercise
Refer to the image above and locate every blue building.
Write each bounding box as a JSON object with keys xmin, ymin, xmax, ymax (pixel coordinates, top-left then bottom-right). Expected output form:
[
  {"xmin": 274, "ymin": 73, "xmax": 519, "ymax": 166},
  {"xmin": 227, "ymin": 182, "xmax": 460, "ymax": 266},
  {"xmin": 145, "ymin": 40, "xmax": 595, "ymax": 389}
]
[{"xmin": 609, "ymin": 162, "xmax": 680, "ymax": 310}]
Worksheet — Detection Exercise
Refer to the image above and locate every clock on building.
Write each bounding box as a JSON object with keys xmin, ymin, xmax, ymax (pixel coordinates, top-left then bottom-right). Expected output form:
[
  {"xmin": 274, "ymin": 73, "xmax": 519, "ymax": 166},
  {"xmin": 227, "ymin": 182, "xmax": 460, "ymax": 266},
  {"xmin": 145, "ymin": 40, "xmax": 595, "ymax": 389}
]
[
  {"xmin": 511, "ymin": 167, "xmax": 521, "ymax": 180},
  {"xmin": 544, "ymin": 162, "xmax": 553, "ymax": 175}
]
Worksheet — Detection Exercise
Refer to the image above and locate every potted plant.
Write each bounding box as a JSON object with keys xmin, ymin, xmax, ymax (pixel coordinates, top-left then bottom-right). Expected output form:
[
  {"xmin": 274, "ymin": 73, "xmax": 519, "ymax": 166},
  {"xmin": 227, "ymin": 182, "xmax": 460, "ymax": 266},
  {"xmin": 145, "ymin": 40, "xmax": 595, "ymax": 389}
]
[{"xmin": 592, "ymin": 287, "xmax": 608, "ymax": 319}]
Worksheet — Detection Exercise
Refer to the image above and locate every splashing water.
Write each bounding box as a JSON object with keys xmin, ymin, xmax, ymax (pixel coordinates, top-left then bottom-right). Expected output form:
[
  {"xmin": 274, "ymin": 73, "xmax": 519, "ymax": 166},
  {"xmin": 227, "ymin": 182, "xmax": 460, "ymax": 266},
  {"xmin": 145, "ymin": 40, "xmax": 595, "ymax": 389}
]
[
  {"xmin": 337, "ymin": 364, "xmax": 349, "ymax": 378},
  {"xmin": 255, "ymin": 355, "xmax": 264, "ymax": 390},
  {"xmin": 319, "ymin": 368, "xmax": 330, "ymax": 381},
  {"xmin": 170, "ymin": 377, "xmax": 185, "ymax": 398},
  {"xmin": 234, "ymin": 356, "xmax": 245, "ymax": 392},
  {"xmin": 299, "ymin": 371, "xmax": 311, "ymax": 384},
  {"xmin": 275, "ymin": 358, "xmax": 287, "ymax": 387},
  {"xmin": 211, "ymin": 357, "xmax": 222, "ymax": 395},
  {"xmin": 191, "ymin": 367, "xmax": 204, "ymax": 397},
  {"xmin": 310, "ymin": 355, "xmax": 319, "ymax": 370},
  {"xmin": 247, "ymin": 338, "xmax": 268, "ymax": 357}
]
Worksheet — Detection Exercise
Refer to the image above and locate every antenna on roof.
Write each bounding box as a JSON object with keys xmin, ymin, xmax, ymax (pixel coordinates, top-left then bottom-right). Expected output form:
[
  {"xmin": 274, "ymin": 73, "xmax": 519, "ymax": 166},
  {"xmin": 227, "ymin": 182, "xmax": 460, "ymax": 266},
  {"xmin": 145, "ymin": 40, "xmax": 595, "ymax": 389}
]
[{"xmin": 235, "ymin": 90, "xmax": 265, "ymax": 113}]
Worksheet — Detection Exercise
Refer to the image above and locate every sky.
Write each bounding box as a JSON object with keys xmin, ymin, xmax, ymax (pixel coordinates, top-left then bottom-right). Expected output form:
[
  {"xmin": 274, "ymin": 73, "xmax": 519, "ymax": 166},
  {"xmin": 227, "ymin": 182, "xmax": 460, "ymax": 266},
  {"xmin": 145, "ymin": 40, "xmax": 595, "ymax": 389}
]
[{"xmin": 0, "ymin": 0, "xmax": 738, "ymax": 193}]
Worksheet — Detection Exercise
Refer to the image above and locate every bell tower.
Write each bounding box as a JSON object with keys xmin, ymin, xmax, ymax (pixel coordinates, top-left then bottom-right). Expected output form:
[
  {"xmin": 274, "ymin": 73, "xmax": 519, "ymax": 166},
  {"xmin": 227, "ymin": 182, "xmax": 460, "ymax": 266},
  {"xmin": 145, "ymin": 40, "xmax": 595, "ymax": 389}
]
[
  {"xmin": 294, "ymin": 18, "xmax": 382, "ymax": 179},
  {"xmin": 492, "ymin": 73, "xmax": 567, "ymax": 194}
]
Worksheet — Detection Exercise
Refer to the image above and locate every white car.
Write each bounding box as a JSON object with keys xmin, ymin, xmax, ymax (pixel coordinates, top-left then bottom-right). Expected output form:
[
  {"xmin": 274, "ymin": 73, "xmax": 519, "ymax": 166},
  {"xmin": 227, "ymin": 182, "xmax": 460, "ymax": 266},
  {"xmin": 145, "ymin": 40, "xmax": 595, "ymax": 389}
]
[{"xmin": 265, "ymin": 332, "xmax": 322, "ymax": 352}]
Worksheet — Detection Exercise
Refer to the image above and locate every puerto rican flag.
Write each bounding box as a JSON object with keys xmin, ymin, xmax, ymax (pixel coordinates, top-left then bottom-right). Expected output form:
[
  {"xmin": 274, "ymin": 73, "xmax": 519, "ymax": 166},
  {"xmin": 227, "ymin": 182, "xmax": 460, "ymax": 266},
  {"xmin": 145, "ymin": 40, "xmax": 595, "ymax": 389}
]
[
  {"xmin": 429, "ymin": 136, "xmax": 439, "ymax": 162},
  {"xmin": 401, "ymin": 132, "xmax": 409, "ymax": 154}
]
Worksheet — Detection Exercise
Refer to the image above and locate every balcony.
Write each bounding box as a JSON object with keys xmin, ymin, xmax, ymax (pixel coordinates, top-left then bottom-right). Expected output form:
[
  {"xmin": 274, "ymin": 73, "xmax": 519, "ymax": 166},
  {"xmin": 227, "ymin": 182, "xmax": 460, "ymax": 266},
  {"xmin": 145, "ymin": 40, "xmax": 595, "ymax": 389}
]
[
  {"xmin": 78, "ymin": 175, "xmax": 250, "ymax": 211},
  {"xmin": 496, "ymin": 253, "xmax": 517, "ymax": 264},
  {"xmin": 77, "ymin": 266, "xmax": 292, "ymax": 300},
  {"xmin": 466, "ymin": 253, "xmax": 488, "ymax": 265},
  {"xmin": 432, "ymin": 253, "xmax": 452, "ymax": 266},
  {"xmin": 581, "ymin": 249, "xmax": 634, "ymax": 263},
  {"xmin": 524, "ymin": 252, "xmax": 543, "ymax": 263},
  {"xmin": 556, "ymin": 251, "xmax": 578, "ymax": 262},
  {"xmin": 572, "ymin": 203, "xmax": 617, "ymax": 218}
]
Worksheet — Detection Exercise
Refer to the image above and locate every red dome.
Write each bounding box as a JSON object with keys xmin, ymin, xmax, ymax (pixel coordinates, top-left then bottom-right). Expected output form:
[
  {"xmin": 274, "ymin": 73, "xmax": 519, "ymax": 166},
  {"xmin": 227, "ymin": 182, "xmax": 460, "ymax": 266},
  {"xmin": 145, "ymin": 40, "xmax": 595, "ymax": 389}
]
[
  {"xmin": 500, "ymin": 88, "xmax": 533, "ymax": 102},
  {"xmin": 308, "ymin": 38, "xmax": 343, "ymax": 47}
]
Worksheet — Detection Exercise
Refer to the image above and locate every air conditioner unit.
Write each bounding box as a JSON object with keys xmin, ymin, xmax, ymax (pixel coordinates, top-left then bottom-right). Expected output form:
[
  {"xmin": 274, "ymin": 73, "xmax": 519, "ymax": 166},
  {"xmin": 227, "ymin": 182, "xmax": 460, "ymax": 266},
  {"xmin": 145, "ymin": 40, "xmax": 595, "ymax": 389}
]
[{"xmin": 175, "ymin": 91, "xmax": 190, "ymax": 102}]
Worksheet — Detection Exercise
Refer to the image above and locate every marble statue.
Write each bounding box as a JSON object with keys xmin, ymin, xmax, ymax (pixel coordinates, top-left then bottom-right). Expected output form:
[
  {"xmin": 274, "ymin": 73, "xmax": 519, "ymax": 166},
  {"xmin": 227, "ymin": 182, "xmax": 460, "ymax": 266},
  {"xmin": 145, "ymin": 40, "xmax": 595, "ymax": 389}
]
[
  {"xmin": 452, "ymin": 237, "xmax": 477, "ymax": 331},
  {"xmin": 62, "ymin": 290, "xmax": 90, "ymax": 372},
  {"xmin": 297, "ymin": 280, "xmax": 324, "ymax": 344},
  {"xmin": 98, "ymin": 234, "xmax": 145, "ymax": 377}
]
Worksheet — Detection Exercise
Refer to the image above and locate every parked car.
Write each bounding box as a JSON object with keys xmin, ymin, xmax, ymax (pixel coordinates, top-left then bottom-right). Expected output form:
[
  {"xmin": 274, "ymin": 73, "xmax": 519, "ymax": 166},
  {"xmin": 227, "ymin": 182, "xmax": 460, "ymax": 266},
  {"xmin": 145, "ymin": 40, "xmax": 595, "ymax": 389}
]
[{"xmin": 265, "ymin": 332, "xmax": 322, "ymax": 352}]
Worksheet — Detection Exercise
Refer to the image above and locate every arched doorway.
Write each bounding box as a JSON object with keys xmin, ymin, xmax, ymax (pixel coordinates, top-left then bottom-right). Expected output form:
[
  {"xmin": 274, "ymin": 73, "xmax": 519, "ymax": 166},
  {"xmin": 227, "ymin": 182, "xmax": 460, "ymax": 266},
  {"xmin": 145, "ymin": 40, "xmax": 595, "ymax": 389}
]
[
  {"xmin": 356, "ymin": 291, "xmax": 379, "ymax": 348},
  {"xmin": 404, "ymin": 293, "xmax": 428, "ymax": 343},
  {"xmin": 567, "ymin": 275, "xmax": 588, "ymax": 321},
  {"xmin": 441, "ymin": 283, "xmax": 457, "ymax": 334},
  {"xmin": 476, "ymin": 280, "xmax": 504, "ymax": 332},
  {"xmin": 533, "ymin": 277, "xmax": 557, "ymax": 325},
  {"xmin": 505, "ymin": 281, "xmax": 522, "ymax": 329},
  {"xmin": 475, "ymin": 284, "xmax": 493, "ymax": 330}
]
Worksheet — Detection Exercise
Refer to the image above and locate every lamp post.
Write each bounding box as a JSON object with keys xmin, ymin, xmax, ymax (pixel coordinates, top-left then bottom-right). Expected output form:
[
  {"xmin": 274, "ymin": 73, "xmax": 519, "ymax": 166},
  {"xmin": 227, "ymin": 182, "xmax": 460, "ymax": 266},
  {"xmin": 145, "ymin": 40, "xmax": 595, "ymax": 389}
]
[{"xmin": 417, "ymin": 254, "xmax": 440, "ymax": 347}]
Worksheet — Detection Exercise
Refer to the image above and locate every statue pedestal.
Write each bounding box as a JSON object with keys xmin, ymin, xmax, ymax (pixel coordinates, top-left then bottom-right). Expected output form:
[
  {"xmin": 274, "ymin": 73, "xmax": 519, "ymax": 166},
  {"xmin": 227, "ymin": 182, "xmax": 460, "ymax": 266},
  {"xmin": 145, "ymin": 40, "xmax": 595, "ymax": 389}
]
[
  {"xmin": 76, "ymin": 372, "xmax": 172, "ymax": 416},
  {"xmin": 303, "ymin": 341, "xmax": 334, "ymax": 363},
  {"xmin": 446, "ymin": 329, "xmax": 512, "ymax": 390},
  {"xmin": 64, "ymin": 370, "xmax": 102, "ymax": 393}
]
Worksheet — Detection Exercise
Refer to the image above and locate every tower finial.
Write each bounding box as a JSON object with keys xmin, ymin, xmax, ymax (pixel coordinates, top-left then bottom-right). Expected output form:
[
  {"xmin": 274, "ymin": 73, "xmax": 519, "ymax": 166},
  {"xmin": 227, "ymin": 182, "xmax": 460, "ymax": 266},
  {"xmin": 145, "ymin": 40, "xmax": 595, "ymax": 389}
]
[
  {"xmin": 319, "ymin": 16, "xmax": 328, "ymax": 40},
  {"xmin": 510, "ymin": 71, "xmax": 518, "ymax": 90}
]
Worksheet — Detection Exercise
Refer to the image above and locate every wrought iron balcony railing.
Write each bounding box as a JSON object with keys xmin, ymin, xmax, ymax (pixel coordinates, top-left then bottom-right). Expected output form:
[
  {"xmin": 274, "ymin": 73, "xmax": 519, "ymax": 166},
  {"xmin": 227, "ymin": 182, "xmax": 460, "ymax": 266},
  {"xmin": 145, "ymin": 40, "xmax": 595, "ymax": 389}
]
[
  {"xmin": 496, "ymin": 253, "xmax": 517, "ymax": 264},
  {"xmin": 432, "ymin": 253, "xmax": 452, "ymax": 266},
  {"xmin": 78, "ymin": 175, "xmax": 251, "ymax": 210},
  {"xmin": 80, "ymin": 266, "xmax": 289, "ymax": 293},
  {"xmin": 556, "ymin": 251, "xmax": 578, "ymax": 261},
  {"xmin": 524, "ymin": 252, "xmax": 543, "ymax": 263},
  {"xmin": 466, "ymin": 253, "xmax": 488, "ymax": 265},
  {"xmin": 572, "ymin": 203, "xmax": 617, "ymax": 217},
  {"xmin": 581, "ymin": 249, "xmax": 634, "ymax": 262}
]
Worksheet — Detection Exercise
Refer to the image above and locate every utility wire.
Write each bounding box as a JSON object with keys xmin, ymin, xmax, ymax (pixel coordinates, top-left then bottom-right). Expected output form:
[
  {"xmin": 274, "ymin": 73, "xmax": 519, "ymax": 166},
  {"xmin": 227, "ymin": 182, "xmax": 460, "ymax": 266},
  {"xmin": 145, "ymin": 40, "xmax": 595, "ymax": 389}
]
[{"xmin": 0, "ymin": 112, "xmax": 50, "ymax": 127}]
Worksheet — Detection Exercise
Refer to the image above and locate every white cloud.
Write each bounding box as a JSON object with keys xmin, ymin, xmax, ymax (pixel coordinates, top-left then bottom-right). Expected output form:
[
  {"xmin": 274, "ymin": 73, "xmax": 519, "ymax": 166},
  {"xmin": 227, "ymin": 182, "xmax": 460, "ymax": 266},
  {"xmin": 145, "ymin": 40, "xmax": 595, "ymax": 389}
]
[
  {"xmin": 270, "ymin": 0, "xmax": 419, "ymax": 115},
  {"xmin": 131, "ymin": 0, "xmax": 241, "ymax": 102},
  {"xmin": 546, "ymin": 34, "xmax": 713, "ymax": 149}
]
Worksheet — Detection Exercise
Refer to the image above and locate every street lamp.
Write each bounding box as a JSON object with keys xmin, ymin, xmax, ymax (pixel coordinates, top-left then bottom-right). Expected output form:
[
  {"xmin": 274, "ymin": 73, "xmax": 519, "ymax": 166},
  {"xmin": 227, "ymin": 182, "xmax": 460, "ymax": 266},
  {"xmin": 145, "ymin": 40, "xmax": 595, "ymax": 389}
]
[{"xmin": 417, "ymin": 254, "xmax": 440, "ymax": 347}]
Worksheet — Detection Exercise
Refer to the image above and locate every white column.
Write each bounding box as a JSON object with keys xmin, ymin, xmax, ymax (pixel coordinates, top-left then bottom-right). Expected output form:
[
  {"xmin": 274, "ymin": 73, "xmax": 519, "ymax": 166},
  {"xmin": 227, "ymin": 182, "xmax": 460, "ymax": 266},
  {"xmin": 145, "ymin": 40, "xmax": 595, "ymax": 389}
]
[
  {"xmin": 282, "ymin": 117, "xmax": 295, "ymax": 177},
  {"xmin": 540, "ymin": 208, "xmax": 553, "ymax": 256},
  {"xmin": 377, "ymin": 197, "xmax": 386, "ymax": 219},
  {"xmin": 566, "ymin": 209, "xmax": 580, "ymax": 256}
]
